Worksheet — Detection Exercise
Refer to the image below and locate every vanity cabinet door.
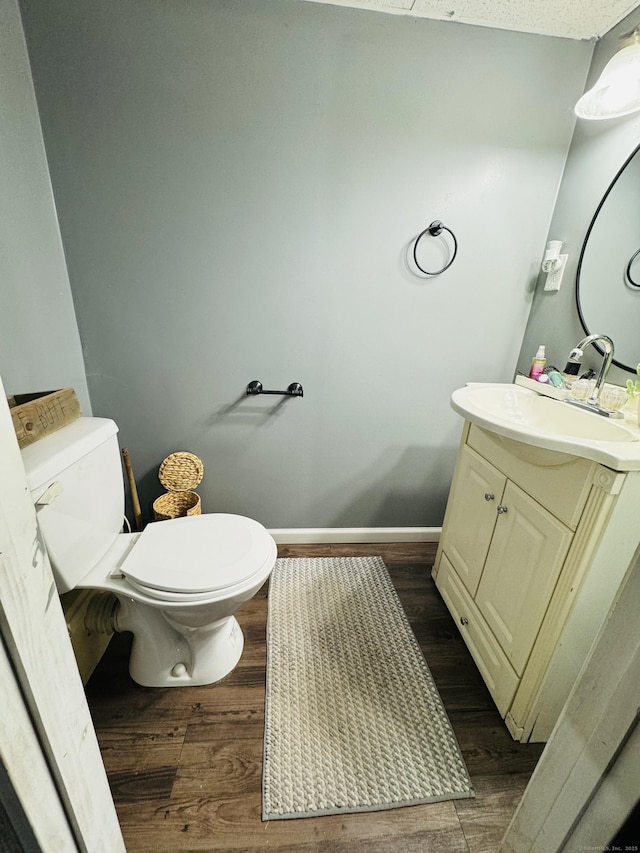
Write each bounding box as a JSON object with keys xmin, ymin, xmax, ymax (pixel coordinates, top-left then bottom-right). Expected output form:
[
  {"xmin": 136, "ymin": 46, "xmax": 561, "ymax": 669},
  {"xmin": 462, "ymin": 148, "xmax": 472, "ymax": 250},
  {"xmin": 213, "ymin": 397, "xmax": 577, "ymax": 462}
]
[
  {"xmin": 474, "ymin": 481, "xmax": 573, "ymax": 677},
  {"xmin": 441, "ymin": 446, "xmax": 506, "ymax": 597},
  {"xmin": 436, "ymin": 553, "xmax": 519, "ymax": 717}
]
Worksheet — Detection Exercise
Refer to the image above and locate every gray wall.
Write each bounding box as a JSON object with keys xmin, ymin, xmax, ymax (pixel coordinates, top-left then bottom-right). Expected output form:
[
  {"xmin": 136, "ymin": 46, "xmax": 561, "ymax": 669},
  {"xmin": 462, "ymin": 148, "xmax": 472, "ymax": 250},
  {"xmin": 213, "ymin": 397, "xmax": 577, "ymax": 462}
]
[
  {"xmin": 0, "ymin": 0, "xmax": 90, "ymax": 414},
  {"xmin": 518, "ymin": 7, "xmax": 640, "ymax": 385},
  {"xmin": 18, "ymin": 0, "xmax": 591, "ymax": 528}
]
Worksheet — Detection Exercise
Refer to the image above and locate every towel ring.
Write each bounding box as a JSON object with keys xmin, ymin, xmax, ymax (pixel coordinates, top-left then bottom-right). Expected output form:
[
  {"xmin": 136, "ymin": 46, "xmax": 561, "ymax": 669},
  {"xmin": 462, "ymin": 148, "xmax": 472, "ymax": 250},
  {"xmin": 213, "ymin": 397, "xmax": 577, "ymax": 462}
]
[
  {"xmin": 625, "ymin": 247, "xmax": 640, "ymax": 289},
  {"xmin": 412, "ymin": 220, "xmax": 458, "ymax": 276}
]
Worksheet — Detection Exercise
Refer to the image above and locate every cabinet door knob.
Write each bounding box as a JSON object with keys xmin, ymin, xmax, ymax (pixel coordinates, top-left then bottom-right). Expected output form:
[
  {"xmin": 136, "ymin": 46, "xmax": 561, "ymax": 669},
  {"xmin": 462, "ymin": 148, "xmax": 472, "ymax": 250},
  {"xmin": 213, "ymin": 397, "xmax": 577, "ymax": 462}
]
[
  {"xmin": 484, "ymin": 492, "xmax": 495, "ymax": 501},
  {"xmin": 460, "ymin": 617, "xmax": 469, "ymax": 625},
  {"xmin": 497, "ymin": 505, "xmax": 508, "ymax": 514}
]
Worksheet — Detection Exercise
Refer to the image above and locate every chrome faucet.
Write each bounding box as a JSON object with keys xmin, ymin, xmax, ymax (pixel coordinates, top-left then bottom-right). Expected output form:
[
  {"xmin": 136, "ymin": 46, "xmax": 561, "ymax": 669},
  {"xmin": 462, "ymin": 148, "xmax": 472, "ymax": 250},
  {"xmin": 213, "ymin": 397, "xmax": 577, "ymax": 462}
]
[{"xmin": 566, "ymin": 334, "xmax": 622, "ymax": 418}]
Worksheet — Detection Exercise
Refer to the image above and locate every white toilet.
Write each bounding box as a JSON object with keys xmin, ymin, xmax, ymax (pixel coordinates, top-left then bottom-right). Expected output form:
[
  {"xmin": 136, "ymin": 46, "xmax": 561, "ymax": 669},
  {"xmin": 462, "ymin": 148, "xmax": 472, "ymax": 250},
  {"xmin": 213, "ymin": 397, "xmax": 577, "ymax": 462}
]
[{"xmin": 21, "ymin": 417, "xmax": 277, "ymax": 687}]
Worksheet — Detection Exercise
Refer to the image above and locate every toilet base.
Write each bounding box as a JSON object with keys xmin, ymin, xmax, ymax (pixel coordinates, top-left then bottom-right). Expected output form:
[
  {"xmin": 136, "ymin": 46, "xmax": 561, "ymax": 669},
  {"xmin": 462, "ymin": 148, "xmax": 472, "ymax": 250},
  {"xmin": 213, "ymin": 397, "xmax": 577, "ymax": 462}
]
[{"xmin": 117, "ymin": 601, "xmax": 246, "ymax": 687}]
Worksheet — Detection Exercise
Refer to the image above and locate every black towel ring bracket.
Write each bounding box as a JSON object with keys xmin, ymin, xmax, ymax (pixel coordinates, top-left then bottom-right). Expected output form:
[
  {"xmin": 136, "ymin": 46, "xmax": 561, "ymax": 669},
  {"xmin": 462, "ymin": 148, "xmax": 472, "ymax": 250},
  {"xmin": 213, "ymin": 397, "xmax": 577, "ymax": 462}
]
[{"xmin": 412, "ymin": 220, "xmax": 458, "ymax": 276}]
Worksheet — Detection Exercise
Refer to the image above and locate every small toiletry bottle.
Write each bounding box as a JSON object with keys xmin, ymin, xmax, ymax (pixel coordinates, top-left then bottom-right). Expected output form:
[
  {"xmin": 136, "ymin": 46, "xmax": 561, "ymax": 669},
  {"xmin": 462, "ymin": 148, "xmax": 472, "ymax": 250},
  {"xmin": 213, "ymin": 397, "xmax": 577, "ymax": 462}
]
[
  {"xmin": 529, "ymin": 345, "xmax": 546, "ymax": 380},
  {"xmin": 546, "ymin": 369, "xmax": 564, "ymax": 388}
]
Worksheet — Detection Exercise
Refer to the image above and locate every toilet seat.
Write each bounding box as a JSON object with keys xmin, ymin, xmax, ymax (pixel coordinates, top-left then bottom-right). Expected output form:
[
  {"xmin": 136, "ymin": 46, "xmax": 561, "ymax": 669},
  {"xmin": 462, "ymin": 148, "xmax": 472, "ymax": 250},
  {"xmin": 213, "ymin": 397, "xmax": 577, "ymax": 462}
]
[{"xmin": 118, "ymin": 513, "xmax": 274, "ymax": 601}]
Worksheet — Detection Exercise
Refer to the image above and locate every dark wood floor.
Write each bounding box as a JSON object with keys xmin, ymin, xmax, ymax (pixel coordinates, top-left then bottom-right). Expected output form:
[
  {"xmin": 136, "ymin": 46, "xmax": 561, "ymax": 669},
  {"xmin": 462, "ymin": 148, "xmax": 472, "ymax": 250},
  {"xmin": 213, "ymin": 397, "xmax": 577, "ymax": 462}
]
[{"xmin": 85, "ymin": 543, "xmax": 544, "ymax": 853}]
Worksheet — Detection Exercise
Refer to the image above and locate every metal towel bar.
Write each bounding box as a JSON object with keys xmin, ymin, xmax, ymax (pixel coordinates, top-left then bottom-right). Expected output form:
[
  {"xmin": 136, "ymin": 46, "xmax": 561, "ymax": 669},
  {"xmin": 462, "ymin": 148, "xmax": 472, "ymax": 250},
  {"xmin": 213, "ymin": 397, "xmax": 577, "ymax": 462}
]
[{"xmin": 246, "ymin": 380, "xmax": 303, "ymax": 398}]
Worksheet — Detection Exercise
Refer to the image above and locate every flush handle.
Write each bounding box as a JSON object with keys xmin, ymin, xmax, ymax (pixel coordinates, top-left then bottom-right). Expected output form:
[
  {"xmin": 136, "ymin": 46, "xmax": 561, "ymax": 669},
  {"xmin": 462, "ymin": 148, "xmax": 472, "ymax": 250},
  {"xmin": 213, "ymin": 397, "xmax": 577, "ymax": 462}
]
[
  {"xmin": 497, "ymin": 505, "xmax": 508, "ymax": 514},
  {"xmin": 36, "ymin": 481, "xmax": 63, "ymax": 506},
  {"xmin": 484, "ymin": 493, "xmax": 495, "ymax": 501}
]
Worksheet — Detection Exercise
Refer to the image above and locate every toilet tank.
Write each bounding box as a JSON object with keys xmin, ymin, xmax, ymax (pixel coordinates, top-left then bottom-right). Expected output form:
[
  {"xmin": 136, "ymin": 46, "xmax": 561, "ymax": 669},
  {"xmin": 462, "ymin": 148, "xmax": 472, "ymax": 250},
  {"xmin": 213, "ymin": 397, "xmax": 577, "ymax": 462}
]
[{"xmin": 21, "ymin": 417, "xmax": 125, "ymax": 593}]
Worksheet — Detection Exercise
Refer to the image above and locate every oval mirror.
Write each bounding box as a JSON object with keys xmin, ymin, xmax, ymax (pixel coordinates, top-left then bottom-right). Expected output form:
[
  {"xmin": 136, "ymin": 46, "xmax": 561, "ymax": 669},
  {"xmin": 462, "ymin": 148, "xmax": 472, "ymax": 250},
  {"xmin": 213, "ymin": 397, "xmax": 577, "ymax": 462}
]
[{"xmin": 577, "ymin": 142, "xmax": 640, "ymax": 372}]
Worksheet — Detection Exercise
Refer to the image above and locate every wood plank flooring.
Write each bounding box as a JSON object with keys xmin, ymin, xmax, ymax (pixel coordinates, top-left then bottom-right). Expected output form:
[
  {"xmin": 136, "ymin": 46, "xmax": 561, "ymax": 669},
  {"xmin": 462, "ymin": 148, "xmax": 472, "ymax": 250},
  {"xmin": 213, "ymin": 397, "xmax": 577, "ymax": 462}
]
[{"xmin": 85, "ymin": 543, "xmax": 544, "ymax": 852}]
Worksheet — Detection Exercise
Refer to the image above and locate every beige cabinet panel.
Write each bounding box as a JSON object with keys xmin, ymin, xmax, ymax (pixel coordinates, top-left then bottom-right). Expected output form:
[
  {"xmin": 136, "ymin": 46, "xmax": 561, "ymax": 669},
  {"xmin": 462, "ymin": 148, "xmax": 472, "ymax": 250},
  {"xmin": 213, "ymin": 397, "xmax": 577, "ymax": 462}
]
[
  {"xmin": 467, "ymin": 424, "xmax": 595, "ymax": 530},
  {"xmin": 437, "ymin": 553, "xmax": 519, "ymax": 717},
  {"xmin": 442, "ymin": 446, "xmax": 506, "ymax": 596},
  {"xmin": 475, "ymin": 481, "xmax": 573, "ymax": 676}
]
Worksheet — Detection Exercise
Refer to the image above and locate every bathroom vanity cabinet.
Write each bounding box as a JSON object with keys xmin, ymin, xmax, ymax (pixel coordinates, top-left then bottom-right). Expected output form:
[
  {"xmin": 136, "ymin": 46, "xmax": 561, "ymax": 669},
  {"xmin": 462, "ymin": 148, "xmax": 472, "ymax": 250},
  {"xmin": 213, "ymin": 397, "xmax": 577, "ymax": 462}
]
[{"xmin": 433, "ymin": 420, "xmax": 640, "ymax": 742}]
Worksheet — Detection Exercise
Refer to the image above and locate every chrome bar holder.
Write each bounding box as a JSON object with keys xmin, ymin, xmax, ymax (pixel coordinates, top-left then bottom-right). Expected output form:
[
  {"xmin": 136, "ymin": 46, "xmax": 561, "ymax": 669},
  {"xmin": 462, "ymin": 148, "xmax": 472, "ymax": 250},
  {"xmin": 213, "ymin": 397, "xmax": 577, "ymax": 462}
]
[{"xmin": 246, "ymin": 380, "xmax": 303, "ymax": 398}]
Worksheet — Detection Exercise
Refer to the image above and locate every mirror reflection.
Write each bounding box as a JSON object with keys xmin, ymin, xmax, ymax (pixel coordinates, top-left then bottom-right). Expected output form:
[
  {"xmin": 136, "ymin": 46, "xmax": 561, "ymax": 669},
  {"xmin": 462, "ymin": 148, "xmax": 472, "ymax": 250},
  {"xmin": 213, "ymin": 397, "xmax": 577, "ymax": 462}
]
[{"xmin": 576, "ymin": 143, "xmax": 640, "ymax": 372}]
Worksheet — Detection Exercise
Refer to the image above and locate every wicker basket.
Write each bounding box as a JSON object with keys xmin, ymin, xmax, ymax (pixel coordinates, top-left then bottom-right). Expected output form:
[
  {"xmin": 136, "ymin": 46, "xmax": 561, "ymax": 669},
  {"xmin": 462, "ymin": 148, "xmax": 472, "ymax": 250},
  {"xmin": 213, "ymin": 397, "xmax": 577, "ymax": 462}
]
[
  {"xmin": 152, "ymin": 451, "xmax": 204, "ymax": 521},
  {"xmin": 152, "ymin": 489, "xmax": 201, "ymax": 521}
]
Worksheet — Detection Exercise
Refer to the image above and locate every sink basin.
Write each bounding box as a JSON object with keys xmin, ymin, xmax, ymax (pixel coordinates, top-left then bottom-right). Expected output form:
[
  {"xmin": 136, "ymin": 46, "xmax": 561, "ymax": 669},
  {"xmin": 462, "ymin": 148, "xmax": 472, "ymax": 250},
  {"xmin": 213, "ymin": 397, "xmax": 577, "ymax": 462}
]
[{"xmin": 451, "ymin": 383, "xmax": 640, "ymax": 471}]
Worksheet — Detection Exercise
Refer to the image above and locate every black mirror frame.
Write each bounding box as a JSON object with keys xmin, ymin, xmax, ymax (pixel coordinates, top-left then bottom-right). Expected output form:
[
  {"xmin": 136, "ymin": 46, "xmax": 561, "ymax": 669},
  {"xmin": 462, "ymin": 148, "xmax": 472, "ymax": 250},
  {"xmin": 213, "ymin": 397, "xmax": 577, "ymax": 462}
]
[{"xmin": 576, "ymin": 140, "xmax": 640, "ymax": 373}]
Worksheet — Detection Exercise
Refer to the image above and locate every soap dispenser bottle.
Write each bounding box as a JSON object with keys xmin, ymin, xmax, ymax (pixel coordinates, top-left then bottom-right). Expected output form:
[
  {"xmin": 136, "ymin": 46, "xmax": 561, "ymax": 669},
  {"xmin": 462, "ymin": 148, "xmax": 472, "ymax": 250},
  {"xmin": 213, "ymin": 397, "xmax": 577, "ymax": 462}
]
[{"xmin": 529, "ymin": 345, "xmax": 546, "ymax": 380}]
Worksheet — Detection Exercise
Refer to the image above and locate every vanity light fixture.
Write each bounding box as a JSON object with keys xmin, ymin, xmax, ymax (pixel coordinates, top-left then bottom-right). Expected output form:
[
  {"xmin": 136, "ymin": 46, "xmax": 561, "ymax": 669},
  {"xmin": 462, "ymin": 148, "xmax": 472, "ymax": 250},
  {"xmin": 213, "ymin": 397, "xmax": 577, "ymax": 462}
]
[
  {"xmin": 542, "ymin": 240, "xmax": 568, "ymax": 292},
  {"xmin": 575, "ymin": 29, "xmax": 640, "ymax": 120}
]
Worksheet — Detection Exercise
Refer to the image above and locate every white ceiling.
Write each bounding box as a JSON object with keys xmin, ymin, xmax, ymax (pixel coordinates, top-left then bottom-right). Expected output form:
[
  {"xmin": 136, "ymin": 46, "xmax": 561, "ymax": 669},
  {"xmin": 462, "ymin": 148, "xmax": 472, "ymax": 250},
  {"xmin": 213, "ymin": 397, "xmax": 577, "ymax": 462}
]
[{"xmin": 299, "ymin": 0, "xmax": 640, "ymax": 40}]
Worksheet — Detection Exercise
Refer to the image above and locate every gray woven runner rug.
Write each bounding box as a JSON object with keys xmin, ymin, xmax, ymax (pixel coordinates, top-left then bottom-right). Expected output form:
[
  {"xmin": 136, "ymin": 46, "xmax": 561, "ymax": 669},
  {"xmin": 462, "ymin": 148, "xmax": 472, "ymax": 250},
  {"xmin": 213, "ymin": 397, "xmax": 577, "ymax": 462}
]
[{"xmin": 262, "ymin": 556, "xmax": 474, "ymax": 820}]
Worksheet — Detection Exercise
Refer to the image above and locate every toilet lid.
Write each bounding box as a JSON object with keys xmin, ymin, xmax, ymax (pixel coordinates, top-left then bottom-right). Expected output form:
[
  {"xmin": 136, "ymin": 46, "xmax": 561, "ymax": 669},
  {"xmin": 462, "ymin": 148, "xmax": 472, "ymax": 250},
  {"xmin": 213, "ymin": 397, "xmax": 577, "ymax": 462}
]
[{"xmin": 119, "ymin": 513, "xmax": 275, "ymax": 595}]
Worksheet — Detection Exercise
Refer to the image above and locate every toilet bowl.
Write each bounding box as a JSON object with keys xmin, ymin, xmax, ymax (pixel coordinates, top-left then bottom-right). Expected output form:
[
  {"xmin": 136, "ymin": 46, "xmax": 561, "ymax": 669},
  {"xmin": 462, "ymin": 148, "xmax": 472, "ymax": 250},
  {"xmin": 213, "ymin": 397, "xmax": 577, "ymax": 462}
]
[{"xmin": 21, "ymin": 417, "xmax": 277, "ymax": 687}]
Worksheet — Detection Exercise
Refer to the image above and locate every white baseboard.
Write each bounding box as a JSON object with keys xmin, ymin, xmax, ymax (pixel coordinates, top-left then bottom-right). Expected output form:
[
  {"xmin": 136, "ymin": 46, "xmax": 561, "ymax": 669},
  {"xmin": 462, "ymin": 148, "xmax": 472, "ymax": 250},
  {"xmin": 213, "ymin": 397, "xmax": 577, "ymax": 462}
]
[{"xmin": 268, "ymin": 527, "xmax": 441, "ymax": 545}]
